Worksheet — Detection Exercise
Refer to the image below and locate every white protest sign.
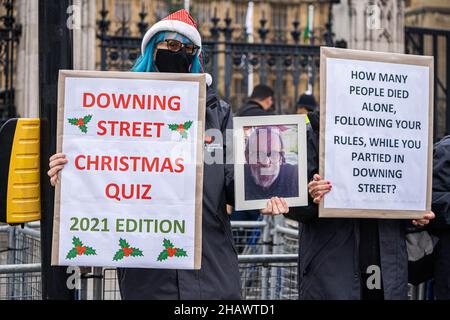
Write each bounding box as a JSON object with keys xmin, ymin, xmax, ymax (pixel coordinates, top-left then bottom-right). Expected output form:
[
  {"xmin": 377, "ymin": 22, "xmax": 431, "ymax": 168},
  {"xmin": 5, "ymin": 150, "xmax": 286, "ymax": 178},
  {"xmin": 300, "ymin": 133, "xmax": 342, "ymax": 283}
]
[
  {"xmin": 319, "ymin": 47, "xmax": 433, "ymax": 219},
  {"xmin": 52, "ymin": 71, "xmax": 205, "ymax": 269}
]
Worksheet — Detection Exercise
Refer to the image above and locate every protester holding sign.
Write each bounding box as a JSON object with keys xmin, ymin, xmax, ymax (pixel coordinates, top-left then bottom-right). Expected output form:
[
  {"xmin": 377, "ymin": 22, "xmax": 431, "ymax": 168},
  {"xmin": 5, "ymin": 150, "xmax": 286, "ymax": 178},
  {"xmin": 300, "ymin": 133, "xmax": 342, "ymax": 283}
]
[
  {"xmin": 284, "ymin": 109, "xmax": 435, "ymax": 300},
  {"xmin": 48, "ymin": 9, "xmax": 288, "ymax": 300}
]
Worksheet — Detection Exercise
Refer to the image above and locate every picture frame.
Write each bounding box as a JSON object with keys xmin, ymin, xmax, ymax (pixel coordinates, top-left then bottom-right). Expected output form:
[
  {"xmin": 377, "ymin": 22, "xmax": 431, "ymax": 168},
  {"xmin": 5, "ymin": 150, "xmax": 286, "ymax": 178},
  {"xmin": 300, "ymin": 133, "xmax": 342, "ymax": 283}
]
[{"xmin": 233, "ymin": 115, "xmax": 308, "ymax": 211}]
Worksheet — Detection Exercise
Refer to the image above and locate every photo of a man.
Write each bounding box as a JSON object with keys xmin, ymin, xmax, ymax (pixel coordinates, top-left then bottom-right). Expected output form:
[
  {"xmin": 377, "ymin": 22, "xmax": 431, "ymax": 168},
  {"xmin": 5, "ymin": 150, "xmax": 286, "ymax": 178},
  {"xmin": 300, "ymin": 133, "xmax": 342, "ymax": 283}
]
[{"xmin": 244, "ymin": 126, "xmax": 299, "ymax": 201}]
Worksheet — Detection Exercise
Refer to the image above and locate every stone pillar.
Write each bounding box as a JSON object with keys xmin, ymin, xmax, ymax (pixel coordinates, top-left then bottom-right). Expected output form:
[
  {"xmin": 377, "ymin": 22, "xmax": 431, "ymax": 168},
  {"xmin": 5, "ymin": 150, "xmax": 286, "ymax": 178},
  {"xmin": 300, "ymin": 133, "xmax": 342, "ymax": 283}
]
[
  {"xmin": 333, "ymin": 0, "xmax": 405, "ymax": 53},
  {"xmin": 73, "ymin": 0, "xmax": 96, "ymax": 70},
  {"xmin": 15, "ymin": 0, "xmax": 96, "ymax": 118},
  {"xmin": 15, "ymin": 0, "xmax": 39, "ymax": 118}
]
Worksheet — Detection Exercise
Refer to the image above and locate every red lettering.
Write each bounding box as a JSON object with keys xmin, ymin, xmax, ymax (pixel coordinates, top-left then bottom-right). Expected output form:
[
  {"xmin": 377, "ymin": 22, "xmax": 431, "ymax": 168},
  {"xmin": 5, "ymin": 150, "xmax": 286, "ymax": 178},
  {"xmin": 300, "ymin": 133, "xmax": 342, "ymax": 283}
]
[
  {"xmin": 153, "ymin": 122, "xmax": 164, "ymax": 138},
  {"xmin": 102, "ymin": 156, "xmax": 112, "ymax": 171},
  {"xmin": 131, "ymin": 122, "xmax": 141, "ymax": 137},
  {"xmin": 83, "ymin": 93, "xmax": 95, "ymax": 108},
  {"xmin": 161, "ymin": 158, "xmax": 174, "ymax": 172},
  {"xmin": 75, "ymin": 155, "xmax": 86, "ymax": 170},
  {"xmin": 112, "ymin": 93, "xmax": 131, "ymax": 109},
  {"xmin": 119, "ymin": 156, "xmax": 129, "ymax": 171},
  {"xmin": 168, "ymin": 96, "xmax": 180, "ymax": 111},
  {"xmin": 97, "ymin": 120, "xmax": 107, "ymax": 136},
  {"xmin": 141, "ymin": 184, "xmax": 152, "ymax": 200},
  {"xmin": 97, "ymin": 93, "xmax": 110, "ymax": 108},
  {"xmin": 120, "ymin": 121, "xmax": 131, "ymax": 136},
  {"xmin": 175, "ymin": 158, "xmax": 185, "ymax": 173},
  {"xmin": 154, "ymin": 95, "xmax": 166, "ymax": 110}
]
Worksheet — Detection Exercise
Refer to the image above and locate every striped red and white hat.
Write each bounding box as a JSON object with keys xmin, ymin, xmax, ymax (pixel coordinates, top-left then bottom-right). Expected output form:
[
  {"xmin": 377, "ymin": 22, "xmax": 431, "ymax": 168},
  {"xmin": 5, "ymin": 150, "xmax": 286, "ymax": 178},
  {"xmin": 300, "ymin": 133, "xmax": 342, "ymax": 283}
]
[{"xmin": 141, "ymin": 9, "xmax": 202, "ymax": 55}]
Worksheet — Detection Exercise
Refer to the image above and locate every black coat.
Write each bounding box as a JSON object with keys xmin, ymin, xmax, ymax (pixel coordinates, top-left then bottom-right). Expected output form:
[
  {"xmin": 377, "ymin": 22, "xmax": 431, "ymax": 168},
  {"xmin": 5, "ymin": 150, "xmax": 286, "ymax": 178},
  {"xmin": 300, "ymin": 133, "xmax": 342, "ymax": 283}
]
[
  {"xmin": 117, "ymin": 89, "xmax": 241, "ymax": 300},
  {"xmin": 430, "ymin": 135, "xmax": 450, "ymax": 230},
  {"xmin": 235, "ymin": 100, "xmax": 275, "ymax": 117},
  {"xmin": 286, "ymin": 111, "xmax": 409, "ymax": 300},
  {"xmin": 430, "ymin": 135, "xmax": 450, "ymax": 299}
]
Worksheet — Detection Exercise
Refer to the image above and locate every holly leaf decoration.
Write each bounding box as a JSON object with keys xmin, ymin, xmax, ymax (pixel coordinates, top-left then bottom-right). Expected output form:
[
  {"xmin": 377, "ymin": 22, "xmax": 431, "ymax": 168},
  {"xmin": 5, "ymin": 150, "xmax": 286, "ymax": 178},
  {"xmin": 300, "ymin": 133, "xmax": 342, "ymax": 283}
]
[
  {"xmin": 113, "ymin": 249, "xmax": 125, "ymax": 261},
  {"xmin": 72, "ymin": 237, "xmax": 83, "ymax": 247},
  {"xmin": 179, "ymin": 130, "xmax": 188, "ymax": 139},
  {"xmin": 119, "ymin": 238, "xmax": 130, "ymax": 248},
  {"xmin": 163, "ymin": 239, "xmax": 174, "ymax": 249},
  {"xmin": 174, "ymin": 248, "xmax": 188, "ymax": 257},
  {"xmin": 68, "ymin": 118, "xmax": 78, "ymax": 125},
  {"xmin": 83, "ymin": 115, "xmax": 92, "ymax": 125},
  {"xmin": 66, "ymin": 248, "xmax": 78, "ymax": 260},
  {"xmin": 183, "ymin": 121, "xmax": 193, "ymax": 130},
  {"xmin": 84, "ymin": 246, "xmax": 96, "ymax": 256},
  {"xmin": 79, "ymin": 125, "xmax": 87, "ymax": 134},
  {"xmin": 130, "ymin": 248, "xmax": 144, "ymax": 257},
  {"xmin": 168, "ymin": 124, "xmax": 179, "ymax": 131},
  {"xmin": 157, "ymin": 249, "xmax": 169, "ymax": 261}
]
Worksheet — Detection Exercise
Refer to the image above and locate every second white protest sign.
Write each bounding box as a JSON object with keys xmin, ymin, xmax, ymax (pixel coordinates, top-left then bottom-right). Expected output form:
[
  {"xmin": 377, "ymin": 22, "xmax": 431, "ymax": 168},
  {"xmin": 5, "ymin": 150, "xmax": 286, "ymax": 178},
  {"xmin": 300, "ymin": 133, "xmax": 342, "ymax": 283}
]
[{"xmin": 319, "ymin": 47, "xmax": 433, "ymax": 219}]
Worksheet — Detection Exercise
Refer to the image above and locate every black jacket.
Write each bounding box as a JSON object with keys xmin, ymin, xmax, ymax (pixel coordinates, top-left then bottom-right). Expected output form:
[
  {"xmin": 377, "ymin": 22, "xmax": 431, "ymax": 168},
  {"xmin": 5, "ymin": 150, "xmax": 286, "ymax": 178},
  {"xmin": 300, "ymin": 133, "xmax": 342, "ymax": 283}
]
[
  {"xmin": 235, "ymin": 100, "xmax": 274, "ymax": 117},
  {"xmin": 117, "ymin": 88, "xmax": 241, "ymax": 299},
  {"xmin": 430, "ymin": 135, "xmax": 450, "ymax": 231},
  {"xmin": 286, "ymin": 111, "xmax": 409, "ymax": 300}
]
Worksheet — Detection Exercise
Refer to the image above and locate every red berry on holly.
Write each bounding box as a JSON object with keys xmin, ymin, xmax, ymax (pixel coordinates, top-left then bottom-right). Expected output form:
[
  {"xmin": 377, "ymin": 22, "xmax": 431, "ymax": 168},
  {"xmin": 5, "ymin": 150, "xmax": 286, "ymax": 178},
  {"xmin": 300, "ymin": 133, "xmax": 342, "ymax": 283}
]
[
  {"xmin": 167, "ymin": 247, "xmax": 177, "ymax": 257},
  {"xmin": 76, "ymin": 118, "xmax": 85, "ymax": 126},
  {"xmin": 76, "ymin": 245, "xmax": 86, "ymax": 256},
  {"xmin": 123, "ymin": 247, "xmax": 133, "ymax": 257}
]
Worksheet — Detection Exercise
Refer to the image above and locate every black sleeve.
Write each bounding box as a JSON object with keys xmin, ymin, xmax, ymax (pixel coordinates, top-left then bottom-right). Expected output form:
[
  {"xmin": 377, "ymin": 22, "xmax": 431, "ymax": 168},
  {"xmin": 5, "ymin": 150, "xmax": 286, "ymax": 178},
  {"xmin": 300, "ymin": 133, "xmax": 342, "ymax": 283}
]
[
  {"xmin": 430, "ymin": 137, "xmax": 450, "ymax": 229},
  {"xmin": 221, "ymin": 100, "xmax": 235, "ymax": 206},
  {"xmin": 283, "ymin": 125, "xmax": 320, "ymax": 223}
]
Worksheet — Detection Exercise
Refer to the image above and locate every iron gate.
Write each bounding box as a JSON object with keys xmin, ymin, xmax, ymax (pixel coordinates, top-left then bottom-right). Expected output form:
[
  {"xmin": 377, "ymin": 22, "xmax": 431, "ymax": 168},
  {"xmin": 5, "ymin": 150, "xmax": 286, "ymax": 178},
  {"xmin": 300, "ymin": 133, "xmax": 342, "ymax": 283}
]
[
  {"xmin": 96, "ymin": 1, "xmax": 337, "ymax": 114},
  {"xmin": 0, "ymin": 0, "xmax": 20, "ymax": 124},
  {"xmin": 405, "ymin": 26, "xmax": 450, "ymax": 140}
]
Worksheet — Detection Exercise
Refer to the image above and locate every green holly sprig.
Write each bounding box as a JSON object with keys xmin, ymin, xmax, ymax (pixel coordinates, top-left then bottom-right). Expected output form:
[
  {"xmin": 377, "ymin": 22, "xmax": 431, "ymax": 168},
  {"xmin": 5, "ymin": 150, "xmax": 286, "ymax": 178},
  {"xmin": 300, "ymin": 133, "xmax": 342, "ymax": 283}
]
[
  {"xmin": 66, "ymin": 236, "xmax": 96, "ymax": 259},
  {"xmin": 168, "ymin": 120, "xmax": 193, "ymax": 139},
  {"xmin": 68, "ymin": 115, "xmax": 93, "ymax": 133},
  {"xmin": 157, "ymin": 239, "xmax": 188, "ymax": 262},
  {"xmin": 113, "ymin": 238, "xmax": 144, "ymax": 261}
]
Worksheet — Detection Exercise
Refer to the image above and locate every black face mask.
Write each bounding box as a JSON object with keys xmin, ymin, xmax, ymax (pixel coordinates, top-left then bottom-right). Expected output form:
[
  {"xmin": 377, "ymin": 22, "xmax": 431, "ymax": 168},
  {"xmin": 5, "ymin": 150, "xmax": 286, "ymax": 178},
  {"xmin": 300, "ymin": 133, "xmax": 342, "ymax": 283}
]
[{"xmin": 155, "ymin": 48, "xmax": 194, "ymax": 73}]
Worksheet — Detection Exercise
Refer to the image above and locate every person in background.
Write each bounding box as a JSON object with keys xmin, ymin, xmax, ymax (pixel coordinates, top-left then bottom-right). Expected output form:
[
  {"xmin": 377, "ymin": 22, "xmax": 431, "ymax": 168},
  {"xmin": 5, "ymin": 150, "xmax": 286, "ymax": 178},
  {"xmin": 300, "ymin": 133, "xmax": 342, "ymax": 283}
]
[
  {"xmin": 296, "ymin": 92, "xmax": 317, "ymax": 115},
  {"xmin": 430, "ymin": 135, "xmax": 450, "ymax": 300},
  {"xmin": 235, "ymin": 84, "xmax": 275, "ymax": 117}
]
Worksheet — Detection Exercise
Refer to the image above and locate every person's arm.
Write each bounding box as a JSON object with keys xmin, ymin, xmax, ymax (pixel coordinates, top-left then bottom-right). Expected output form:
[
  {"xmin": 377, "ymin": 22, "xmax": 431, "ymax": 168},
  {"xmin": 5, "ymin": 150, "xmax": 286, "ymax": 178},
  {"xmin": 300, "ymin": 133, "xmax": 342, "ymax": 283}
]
[
  {"xmin": 431, "ymin": 137, "xmax": 450, "ymax": 228},
  {"xmin": 283, "ymin": 126, "xmax": 324, "ymax": 223},
  {"xmin": 220, "ymin": 99, "xmax": 235, "ymax": 207}
]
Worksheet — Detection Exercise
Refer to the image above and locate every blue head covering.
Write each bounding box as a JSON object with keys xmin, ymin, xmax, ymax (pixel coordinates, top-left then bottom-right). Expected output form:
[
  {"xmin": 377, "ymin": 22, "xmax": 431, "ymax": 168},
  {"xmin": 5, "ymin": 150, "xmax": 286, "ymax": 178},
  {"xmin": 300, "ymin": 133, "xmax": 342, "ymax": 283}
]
[{"xmin": 132, "ymin": 31, "xmax": 202, "ymax": 74}]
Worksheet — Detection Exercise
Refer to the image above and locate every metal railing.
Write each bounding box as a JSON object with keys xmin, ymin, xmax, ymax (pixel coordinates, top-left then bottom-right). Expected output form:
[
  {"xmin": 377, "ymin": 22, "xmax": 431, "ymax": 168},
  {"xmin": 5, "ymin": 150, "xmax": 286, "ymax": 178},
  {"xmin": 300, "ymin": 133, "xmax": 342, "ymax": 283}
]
[
  {"xmin": 0, "ymin": 218, "xmax": 300, "ymax": 300},
  {"xmin": 0, "ymin": 219, "xmax": 430, "ymax": 300}
]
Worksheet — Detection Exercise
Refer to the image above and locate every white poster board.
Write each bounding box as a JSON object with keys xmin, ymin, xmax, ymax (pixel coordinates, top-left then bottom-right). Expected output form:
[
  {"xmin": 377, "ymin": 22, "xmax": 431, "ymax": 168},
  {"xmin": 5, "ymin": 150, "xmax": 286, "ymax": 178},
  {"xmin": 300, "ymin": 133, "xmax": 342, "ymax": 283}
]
[
  {"xmin": 319, "ymin": 47, "xmax": 433, "ymax": 219},
  {"xmin": 52, "ymin": 70, "xmax": 205, "ymax": 269}
]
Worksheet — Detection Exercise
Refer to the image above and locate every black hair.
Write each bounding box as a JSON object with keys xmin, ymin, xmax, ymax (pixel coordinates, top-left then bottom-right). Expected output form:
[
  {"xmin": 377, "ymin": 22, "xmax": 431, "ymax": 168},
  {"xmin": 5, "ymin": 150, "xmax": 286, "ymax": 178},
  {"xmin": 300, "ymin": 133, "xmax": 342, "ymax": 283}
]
[{"xmin": 250, "ymin": 84, "xmax": 274, "ymax": 101}]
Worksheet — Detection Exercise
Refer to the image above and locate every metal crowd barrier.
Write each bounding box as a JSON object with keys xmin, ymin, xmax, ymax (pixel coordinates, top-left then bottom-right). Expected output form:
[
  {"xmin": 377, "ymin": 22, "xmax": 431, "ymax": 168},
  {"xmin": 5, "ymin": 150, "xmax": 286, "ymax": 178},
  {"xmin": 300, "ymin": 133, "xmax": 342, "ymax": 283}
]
[{"xmin": 0, "ymin": 220, "xmax": 429, "ymax": 300}]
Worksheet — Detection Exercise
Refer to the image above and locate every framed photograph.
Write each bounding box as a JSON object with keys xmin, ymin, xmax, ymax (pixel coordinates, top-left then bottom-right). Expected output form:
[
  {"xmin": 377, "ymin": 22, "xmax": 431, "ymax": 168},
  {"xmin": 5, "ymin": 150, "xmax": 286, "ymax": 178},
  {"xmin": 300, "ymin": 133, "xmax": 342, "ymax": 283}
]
[{"xmin": 233, "ymin": 115, "xmax": 308, "ymax": 211}]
